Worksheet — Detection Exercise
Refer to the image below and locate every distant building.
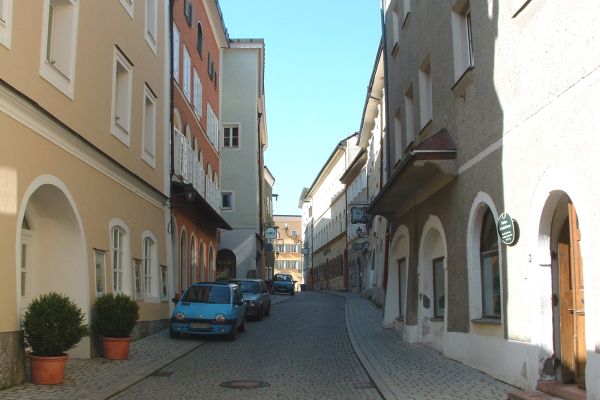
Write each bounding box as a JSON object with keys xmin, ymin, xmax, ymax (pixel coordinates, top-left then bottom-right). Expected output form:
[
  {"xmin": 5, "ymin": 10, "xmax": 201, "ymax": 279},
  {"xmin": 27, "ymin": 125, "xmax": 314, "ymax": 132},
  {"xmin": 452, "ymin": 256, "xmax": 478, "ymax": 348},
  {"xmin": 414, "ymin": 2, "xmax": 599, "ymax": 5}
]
[{"xmin": 273, "ymin": 215, "xmax": 303, "ymax": 291}]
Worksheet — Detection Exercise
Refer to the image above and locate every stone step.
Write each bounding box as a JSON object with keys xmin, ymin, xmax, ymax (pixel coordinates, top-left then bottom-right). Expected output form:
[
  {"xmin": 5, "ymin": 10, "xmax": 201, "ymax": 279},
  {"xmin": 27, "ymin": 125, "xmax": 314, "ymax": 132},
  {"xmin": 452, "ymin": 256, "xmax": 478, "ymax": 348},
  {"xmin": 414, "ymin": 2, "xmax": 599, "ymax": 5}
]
[
  {"xmin": 536, "ymin": 381, "xmax": 586, "ymax": 400},
  {"xmin": 508, "ymin": 390, "xmax": 562, "ymax": 400}
]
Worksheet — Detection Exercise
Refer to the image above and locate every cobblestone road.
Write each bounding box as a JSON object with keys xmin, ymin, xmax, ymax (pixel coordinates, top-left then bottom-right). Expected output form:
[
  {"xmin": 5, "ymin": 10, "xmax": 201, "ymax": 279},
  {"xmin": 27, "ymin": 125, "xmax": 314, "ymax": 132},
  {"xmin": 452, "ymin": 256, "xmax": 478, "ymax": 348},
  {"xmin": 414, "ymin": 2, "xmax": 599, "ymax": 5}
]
[{"xmin": 111, "ymin": 292, "xmax": 381, "ymax": 400}]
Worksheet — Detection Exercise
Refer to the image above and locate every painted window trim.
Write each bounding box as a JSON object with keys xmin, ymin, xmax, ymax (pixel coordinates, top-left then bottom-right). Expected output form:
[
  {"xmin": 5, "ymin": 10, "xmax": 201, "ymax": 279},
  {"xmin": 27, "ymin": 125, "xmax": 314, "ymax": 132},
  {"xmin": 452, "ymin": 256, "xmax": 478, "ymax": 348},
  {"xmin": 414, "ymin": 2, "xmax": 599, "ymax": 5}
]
[
  {"xmin": 109, "ymin": 219, "xmax": 131, "ymax": 296},
  {"xmin": 118, "ymin": 0, "xmax": 134, "ymax": 19},
  {"xmin": 142, "ymin": 231, "xmax": 159, "ymax": 302},
  {"xmin": 141, "ymin": 84, "xmax": 157, "ymax": 168},
  {"xmin": 110, "ymin": 47, "xmax": 134, "ymax": 147},
  {"xmin": 144, "ymin": 0, "xmax": 158, "ymax": 55},
  {"xmin": 0, "ymin": 0, "xmax": 13, "ymax": 49},
  {"xmin": 222, "ymin": 124, "xmax": 240, "ymax": 150},
  {"xmin": 39, "ymin": 0, "xmax": 79, "ymax": 100},
  {"xmin": 94, "ymin": 249, "xmax": 107, "ymax": 296}
]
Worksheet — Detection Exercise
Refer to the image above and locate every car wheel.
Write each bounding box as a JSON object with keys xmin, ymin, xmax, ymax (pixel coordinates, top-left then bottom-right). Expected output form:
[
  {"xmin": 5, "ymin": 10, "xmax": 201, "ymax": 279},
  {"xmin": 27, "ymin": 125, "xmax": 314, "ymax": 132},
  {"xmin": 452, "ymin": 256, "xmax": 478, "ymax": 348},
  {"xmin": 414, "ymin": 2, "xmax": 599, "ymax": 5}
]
[
  {"xmin": 227, "ymin": 320, "xmax": 239, "ymax": 341},
  {"xmin": 169, "ymin": 329, "xmax": 180, "ymax": 339},
  {"xmin": 257, "ymin": 306, "xmax": 263, "ymax": 321}
]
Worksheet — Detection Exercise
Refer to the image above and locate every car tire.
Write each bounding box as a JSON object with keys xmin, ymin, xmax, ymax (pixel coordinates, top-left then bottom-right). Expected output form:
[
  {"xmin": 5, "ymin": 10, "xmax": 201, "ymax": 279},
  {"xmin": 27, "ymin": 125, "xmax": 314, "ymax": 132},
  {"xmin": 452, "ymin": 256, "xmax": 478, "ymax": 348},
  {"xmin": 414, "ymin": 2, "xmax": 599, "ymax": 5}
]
[
  {"xmin": 227, "ymin": 321, "xmax": 238, "ymax": 341},
  {"xmin": 257, "ymin": 306, "xmax": 263, "ymax": 321}
]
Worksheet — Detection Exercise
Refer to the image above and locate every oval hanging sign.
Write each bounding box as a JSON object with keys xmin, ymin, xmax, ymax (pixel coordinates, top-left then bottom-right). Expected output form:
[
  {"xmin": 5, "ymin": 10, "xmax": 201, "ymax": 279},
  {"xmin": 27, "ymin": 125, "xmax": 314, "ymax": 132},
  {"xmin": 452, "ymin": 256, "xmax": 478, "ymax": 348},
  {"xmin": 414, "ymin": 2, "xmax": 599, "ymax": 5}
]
[{"xmin": 497, "ymin": 212, "xmax": 518, "ymax": 246}]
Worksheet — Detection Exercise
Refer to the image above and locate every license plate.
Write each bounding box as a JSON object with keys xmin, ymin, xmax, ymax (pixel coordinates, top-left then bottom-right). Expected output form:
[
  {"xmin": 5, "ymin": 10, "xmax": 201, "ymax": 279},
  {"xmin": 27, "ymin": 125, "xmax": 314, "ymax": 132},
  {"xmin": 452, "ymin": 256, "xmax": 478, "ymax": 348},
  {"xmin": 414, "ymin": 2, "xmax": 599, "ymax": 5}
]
[{"xmin": 189, "ymin": 323, "xmax": 210, "ymax": 330}]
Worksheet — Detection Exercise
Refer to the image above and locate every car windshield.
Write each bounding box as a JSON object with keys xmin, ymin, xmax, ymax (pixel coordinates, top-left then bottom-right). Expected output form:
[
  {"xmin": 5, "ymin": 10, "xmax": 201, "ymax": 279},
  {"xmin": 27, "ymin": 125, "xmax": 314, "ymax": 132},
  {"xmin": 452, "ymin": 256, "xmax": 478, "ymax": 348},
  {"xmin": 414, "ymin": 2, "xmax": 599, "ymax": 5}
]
[
  {"xmin": 238, "ymin": 281, "xmax": 260, "ymax": 293},
  {"xmin": 181, "ymin": 285, "xmax": 230, "ymax": 304},
  {"xmin": 274, "ymin": 275, "xmax": 292, "ymax": 282}
]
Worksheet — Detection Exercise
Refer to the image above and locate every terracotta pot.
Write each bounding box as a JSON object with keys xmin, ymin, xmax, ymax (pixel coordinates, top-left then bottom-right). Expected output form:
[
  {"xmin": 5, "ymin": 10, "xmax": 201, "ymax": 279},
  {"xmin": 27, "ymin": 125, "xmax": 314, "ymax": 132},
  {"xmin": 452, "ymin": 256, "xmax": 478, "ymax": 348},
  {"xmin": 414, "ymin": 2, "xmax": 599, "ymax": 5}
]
[
  {"xmin": 101, "ymin": 336, "xmax": 132, "ymax": 360},
  {"xmin": 29, "ymin": 354, "xmax": 68, "ymax": 385}
]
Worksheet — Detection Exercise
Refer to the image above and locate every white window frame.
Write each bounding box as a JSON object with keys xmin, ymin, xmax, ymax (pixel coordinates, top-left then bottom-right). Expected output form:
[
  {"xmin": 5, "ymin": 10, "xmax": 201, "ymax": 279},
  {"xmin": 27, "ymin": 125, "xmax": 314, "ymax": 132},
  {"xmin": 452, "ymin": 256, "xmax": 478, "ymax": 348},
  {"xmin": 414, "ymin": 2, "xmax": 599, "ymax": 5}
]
[
  {"xmin": 418, "ymin": 58, "xmax": 432, "ymax": 129},
  {"xmin": 183, "ymin": 46, "xmax": 191, "ymax": 101},
  {"xmin": 145, "ymin": 0, "xmax": 157, "ymax": 54},
  {"xmin": 222, "ymin": 124, "xmax": 240, "ymax": 149},
  {"xmin": 0, "ymin": 0, "xmax": 13, "ymax": 49},
  {"xmin": 142, "ymin": 84, "xmax": 157, "ymax": 167},
  {"xmin": 133, "ymin": 258, "xmax": 143, "ymax": 300},
  {"xmin": 451, "ymin": 1, "xmax": 475, "ymax": 82},
  {"xmin": 110, "ymin": 221, "xmax": 131, "ymax": 295},
  {"xmin": 221, "ymin": 191, "xmax": 234, "ymax": 211},
  {"xmin": 206, "ymin": 103, "xmax": 219, "ymax": 149},
  {"xmin": 143, "ymin": 234, "xmax": 158, "ymax": 300},
  {"xmin": 118, "ymin": 0, "xmax": 134, "ymax": 19},
  {"xmin": 193, "ymin": 68, "xmax": 202, "ymax": 118},
  {"xmin": 111, "ymin": 47, "xmax": 133, "ymax": 146},
  {"xmin": 94, "ymin": 249, "xmax": 106, "ymax": 296},
  {"xmin": 173, "ymin": 24, "xmax": 180, "ymax": 82},
  {"xmin": 39, "ymin": 0, "xmax": 79, "ymax": 99}
]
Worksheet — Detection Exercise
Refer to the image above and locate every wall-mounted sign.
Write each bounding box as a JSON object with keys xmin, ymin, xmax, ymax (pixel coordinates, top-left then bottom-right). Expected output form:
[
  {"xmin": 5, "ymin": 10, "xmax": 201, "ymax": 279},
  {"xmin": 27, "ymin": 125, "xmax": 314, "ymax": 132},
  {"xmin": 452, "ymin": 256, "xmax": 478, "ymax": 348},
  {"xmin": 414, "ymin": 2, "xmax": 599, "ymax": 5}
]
[
  {"xmin": 497, "ymin": 212, "xmax": 519, "ymax": 246},
  {"xmin": 265, "ymin": 227, "xmax": 277, "ymax": 240},
  {"xmin": 351, "ymin": 206, "xmax": 369, "ymax": 224}
]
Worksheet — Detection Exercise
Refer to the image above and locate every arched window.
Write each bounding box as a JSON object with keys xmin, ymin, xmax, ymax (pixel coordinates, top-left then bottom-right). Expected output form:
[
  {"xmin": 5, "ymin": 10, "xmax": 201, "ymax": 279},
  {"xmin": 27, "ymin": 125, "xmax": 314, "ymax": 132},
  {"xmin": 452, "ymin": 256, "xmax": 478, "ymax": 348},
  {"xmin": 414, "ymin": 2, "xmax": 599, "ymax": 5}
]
[
  {"xmin": 110, "ymin": 221, "xmax": 130, "ymax": 295},
  {"xmin": 190, "ymin": 235, "xmax": 197, "ymax": 282},
  {"xmin": 180, "ymin": 229, "xmax": 188, "ymax": 292},
  {"xmin": 196, "ymin": 22, "xmax": 203, "ymax": 56},
  {"xmin": 143, "ymin": 234, "xmax": 157, "ymax": 297},
  {"xmin": 480, "ymin": 208, "xmax": 500, "ymax": 318}
]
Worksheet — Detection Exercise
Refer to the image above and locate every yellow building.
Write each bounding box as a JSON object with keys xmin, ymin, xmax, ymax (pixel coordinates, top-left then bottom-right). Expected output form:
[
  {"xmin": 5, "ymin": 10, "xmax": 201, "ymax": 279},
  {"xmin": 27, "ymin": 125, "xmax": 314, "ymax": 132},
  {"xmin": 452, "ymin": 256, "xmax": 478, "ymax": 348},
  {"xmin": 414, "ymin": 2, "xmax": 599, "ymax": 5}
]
[
  {"xmin": 0, "ymin": 1, "xmax": 170, "ymax": 387},
  {"xmin": 273, "ymin": 215, "xmax": 303, "ymax": 291}
]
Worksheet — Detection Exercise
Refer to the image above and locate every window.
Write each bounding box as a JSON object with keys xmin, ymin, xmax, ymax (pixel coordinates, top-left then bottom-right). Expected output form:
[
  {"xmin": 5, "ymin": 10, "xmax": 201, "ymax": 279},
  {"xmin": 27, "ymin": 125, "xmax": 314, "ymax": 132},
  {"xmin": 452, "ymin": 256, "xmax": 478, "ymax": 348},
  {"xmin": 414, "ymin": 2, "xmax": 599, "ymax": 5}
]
[
  {"xmin": 145, "ymin": 0, "xmax": 157, "ymax": 53},
  {"xmin": 404, "ymin": 87, "xmax": 415, "ymax": 146},
  {"xmin": 418, "ymin": 58, "xmax": 432, "ymax": 129},
  {"xmin": 118, "ymin": 0, "xmax": 134, "ymax": 18},
  {"xmin": 143, "ymin": 237, "xmax": 155, "ymax": 297},
  {"xmin": 401, "ymin": 0, "xmax": 410, "ymax": 26},
  {"xmin": 398, "ymin": 258, "xmax": 406, "ymax": 319},
  {"xmin": 221, "ymin": 192, "xmax": 233, "ymax": 210},
  {"xmin": 394, "ymin": 109, "xmax": 403, "ymax": 161},
  {"xmin": 480, "ymin": 209, "xmax": 500, "ymax": 318},
  {"xmin": 391, "ymin": 1, "xmax": 400, "ymax": 53},
  {"xmin": 40, "ymin": 0, "xmax": 79, "ymax": 98},
  {"xmin": 180, "ymin": 230, "xmax": 188, "ymax": 292},
  {"xmin": 196, "ymin": 23, "xmax": 203, "ymax": 56},
  {"xmin": 190, "ymin": 236, "xmax": 197, "ymax": 282},
  {"xmin": 291, "ymin": 230, "xmax": 298, "ymax": 238},
  {"xmin": 142, "ymin": 85, "xmax": 157, "ymax": 166},
  {"xmin": 207, "ymin": 52, "xmax": 213, "ymax": 80},
  {"xmin": 193, "ymin": 69, "xmax": 202, "ymax": 118},
  {"xmin": 183, "ymin": 46, "xmax": 191, "ymax": 100},
  {"xmin": 184, "ymin": 0, "xmax": 192, "ymax": 26},
  {"xmin": 133, "ymin": 259, "xmax": 143, "ymax": 300},
  {"xmin": 160, "ymin": 265, "xmax": 168, "ymax": 300},
  {"xmin": 95, "ymin": 250, "xmax": 106, "ymax": 295},
  {"xmin": 173, "ymin": 24, "xmax": 180, "ymax": 81},
  {"xmin": 206, "ymin": 103, "xmax": 219, "ymax": 148},
  {"xmin": 111, "ymin": 227, "xmax": 125, "ymax": 293},
  {"xmin": 433, "ymin": 257, "xmax": 445, "ymax": 318},
  {"xmin": 111, "ymin": 47, "xmax": 133, "ymax": 145},
  {"xmin": 223, "ymin": 125, "xmax": 239, "ymax": 148},
  {"xmin": 451, "ymin": 1, "xmax": 474, "ymax": 82},
  {"xmin": 0, "ymin": 0, "xmax": 13, "ymax": 49}
]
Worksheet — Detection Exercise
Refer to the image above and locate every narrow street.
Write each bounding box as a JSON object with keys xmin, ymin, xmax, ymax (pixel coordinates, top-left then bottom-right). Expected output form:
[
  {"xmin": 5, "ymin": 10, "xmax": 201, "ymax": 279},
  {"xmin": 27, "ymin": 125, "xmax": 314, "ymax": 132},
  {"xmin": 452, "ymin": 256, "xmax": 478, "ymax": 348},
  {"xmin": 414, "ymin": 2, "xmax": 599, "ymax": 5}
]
[{"xmin": 111, "ymin": 293, "xmax": 381, "ymax": 400}]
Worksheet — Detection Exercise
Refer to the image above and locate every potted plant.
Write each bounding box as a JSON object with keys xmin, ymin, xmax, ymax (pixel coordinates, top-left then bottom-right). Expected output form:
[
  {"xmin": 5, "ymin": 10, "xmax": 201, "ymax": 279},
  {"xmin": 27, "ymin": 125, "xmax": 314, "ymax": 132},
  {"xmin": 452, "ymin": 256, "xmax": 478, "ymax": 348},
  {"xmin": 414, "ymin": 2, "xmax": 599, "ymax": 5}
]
[
  {"xmin": 93, "ymin": 293, "xmax": 139, "ymax": 360},
  {"xmin": 22, "ymin": 292, "xmax": 88, "ymax": 385}
]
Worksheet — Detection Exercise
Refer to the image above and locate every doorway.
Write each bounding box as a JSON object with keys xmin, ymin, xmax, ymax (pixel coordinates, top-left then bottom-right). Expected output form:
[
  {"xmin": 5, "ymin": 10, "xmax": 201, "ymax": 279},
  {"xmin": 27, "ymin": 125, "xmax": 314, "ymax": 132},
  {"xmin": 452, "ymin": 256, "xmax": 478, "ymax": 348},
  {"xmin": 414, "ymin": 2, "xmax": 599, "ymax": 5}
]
[{"xmin": 552, "ymin": 197, "xmax": 585, "ymax": 387}]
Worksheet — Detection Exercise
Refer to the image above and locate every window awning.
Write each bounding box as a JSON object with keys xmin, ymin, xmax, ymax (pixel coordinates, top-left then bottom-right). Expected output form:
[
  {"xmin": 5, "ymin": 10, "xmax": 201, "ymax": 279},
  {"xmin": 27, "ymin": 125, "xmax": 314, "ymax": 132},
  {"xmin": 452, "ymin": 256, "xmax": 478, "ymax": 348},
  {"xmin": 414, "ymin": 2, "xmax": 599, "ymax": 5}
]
[{"xmin": 369, "ymin": 129, "xmax": 458, "ymax": 219}]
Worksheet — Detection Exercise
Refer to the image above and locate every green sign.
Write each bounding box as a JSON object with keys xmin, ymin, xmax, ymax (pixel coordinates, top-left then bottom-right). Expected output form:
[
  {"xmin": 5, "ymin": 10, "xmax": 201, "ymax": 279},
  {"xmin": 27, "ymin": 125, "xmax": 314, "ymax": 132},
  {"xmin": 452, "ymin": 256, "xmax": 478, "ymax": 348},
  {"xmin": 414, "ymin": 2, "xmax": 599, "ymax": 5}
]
[{"xmin": 497, "ymin": 212, "xmax": 518, "ymax": 246}]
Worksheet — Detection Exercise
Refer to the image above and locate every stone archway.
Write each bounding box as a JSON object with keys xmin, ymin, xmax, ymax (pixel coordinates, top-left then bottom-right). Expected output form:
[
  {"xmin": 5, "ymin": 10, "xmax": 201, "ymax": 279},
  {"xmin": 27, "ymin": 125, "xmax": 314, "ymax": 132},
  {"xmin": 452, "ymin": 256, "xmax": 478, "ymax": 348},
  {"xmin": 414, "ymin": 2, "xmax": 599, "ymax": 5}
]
[
  {"xmin": 17, "ymin": 177, "xmax": 89, "ymax": 358},
  {"xmin": 216, "ymin": 249, "xmax": 236, "ymax": 281}
]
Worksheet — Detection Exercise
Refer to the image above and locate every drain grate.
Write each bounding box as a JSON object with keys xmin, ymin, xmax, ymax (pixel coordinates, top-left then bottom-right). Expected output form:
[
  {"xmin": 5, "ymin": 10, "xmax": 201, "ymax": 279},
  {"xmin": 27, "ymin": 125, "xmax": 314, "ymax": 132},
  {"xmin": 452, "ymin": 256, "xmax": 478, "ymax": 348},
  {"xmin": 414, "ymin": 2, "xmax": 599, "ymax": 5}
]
[
  {"xmin": 150, "ymin": 370, "xmax": 174, "ymax": 377},
  {"xmin": 354, "ymin": 381, "xmax": 375, "ymax": 389},
  {"xmin": 220, "ymin": 380, "xmax": 270, "ymax": 389}
]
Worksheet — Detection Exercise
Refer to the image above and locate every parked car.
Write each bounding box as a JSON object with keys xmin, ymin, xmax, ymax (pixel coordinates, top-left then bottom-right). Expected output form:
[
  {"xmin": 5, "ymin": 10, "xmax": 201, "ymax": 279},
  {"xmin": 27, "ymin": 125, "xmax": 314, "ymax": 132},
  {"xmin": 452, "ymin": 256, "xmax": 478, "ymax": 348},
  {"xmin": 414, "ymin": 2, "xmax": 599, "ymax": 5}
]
[
  {"xmin": 272, "ymin": 273, "xmax": 295, "ymax": 296},
  {"xmin": 231, "ymin": 279, "xmax": 271, "ymax": 320},
  {"xmin": 169, "ymin": 282, "xmax": 246, "ymax": 340}
]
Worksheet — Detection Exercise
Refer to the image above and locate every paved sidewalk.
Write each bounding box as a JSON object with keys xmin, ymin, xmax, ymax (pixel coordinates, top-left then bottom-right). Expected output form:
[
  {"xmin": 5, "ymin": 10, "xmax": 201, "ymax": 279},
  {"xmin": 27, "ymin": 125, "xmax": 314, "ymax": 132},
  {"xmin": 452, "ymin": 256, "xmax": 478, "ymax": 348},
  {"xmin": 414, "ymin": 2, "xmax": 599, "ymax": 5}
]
[
  {"xmin": 0, "ymin": 295, "xmax": 292, "ymax": 400},
  {"xmin": 335, "ymin": 291, "xmax": 515, "ymax": 400}
]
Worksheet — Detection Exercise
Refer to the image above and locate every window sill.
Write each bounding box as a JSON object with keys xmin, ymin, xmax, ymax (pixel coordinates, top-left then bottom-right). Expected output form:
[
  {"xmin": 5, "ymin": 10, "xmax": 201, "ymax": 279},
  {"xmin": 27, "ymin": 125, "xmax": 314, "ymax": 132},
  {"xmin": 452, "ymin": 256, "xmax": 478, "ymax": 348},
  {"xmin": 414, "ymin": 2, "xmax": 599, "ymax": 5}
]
[
  {"xmin": 451, "ymin": 66, "xmax": 475, "ymax": 94},
  {"xmin": 471, "ymin": 317, "xmax": 501, "ymax": 325}
]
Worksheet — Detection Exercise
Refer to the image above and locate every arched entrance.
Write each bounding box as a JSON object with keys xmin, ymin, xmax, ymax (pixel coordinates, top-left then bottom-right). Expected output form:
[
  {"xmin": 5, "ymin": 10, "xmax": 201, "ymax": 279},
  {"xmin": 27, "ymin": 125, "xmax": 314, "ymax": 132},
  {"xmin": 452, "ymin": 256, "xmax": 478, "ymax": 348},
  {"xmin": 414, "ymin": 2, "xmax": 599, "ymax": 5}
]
[
  {"xmin": 384, "ymin": 225, "xmax": 409, "ymax": 326},
  {"xmin": 548, "ymin": 194, "xmax": 586, "ymax": 386},
  {"xmin": 216, "ymin": 249, "xmax": 236, "ymax": 281},
  {"xmin": 17, "ymin": 179, "xmax": 89, "ymax": 358}
]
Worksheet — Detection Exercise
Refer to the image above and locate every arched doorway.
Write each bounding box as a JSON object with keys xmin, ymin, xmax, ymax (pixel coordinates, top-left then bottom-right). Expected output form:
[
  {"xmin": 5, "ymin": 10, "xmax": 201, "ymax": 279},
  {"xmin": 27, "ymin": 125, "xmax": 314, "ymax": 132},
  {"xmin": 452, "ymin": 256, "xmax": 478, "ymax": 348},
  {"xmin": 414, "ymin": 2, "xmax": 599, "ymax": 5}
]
[
  {"xmin": 216, "ymin": 249, "xmax": 235, "ymax": 281},
  {"xmin": 384, "ymin": 225, "xmax": 409, "ymax": 326},
  {"xmin": 17, "ymin": 179, "xmax": 89, "ymax": 358},
  {"xmin": 549, "ymin": 194, "xmax": 586, "ymax": 386}
]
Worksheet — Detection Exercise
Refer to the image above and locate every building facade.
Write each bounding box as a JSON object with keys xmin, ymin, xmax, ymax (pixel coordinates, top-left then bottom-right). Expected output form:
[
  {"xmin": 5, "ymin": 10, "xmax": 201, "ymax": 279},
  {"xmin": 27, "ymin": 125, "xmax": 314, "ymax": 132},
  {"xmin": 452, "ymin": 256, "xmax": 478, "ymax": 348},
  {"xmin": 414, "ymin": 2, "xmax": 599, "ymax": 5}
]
[
  {"xmin": 0, "ymin": 0, "xmax": 170, "ymax": 388},
  {"xmin": 218, "ymin": 39, "xmax": 268, "ymax": 280},
  {"xmin": 273, "ymin": 215, "xmax": 303, "ymax": 291},
  {"xmin": 170, "ymin": 0, "xmax": 231, "ymax": 295},
  {"xmin": 376, "ymin": 0, "xmax": 600, "ymax": 395}
]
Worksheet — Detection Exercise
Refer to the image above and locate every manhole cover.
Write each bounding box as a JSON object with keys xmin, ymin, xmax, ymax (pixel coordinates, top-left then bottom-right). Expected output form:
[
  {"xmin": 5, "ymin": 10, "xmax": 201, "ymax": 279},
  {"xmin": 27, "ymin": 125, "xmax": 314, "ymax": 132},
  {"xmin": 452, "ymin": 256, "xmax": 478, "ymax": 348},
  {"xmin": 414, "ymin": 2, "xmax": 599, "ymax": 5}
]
[
  {"xmin": 220, "ymin": 380, "xmax": 270, "ymax": 389},
  {"xmin": 150, "ymin": 371, "xmax": 174, "ymax": 377}
]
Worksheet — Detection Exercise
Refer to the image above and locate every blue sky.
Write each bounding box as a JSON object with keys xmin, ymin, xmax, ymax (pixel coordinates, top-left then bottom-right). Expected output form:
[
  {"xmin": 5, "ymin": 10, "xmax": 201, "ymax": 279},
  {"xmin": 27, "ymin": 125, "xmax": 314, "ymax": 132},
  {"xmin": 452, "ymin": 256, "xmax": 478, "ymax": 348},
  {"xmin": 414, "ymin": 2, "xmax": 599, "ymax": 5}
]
[{"xmin": 218, "ymin": 0, "xmax": 382, "ymax": 215}]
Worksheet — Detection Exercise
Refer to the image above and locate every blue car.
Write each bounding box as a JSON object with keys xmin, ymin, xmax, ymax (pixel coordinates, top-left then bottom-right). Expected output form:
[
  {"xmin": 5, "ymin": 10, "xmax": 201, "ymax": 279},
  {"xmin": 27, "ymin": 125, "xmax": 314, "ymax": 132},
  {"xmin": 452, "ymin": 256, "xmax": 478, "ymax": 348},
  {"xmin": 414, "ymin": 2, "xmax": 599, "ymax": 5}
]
[
  {"xmin": 169, "ymin": 282, "xmax": 246, "ymax": 340},
  {"xmin": 272, "ymin": 273, "xmax": 295, "ymax": 296}
]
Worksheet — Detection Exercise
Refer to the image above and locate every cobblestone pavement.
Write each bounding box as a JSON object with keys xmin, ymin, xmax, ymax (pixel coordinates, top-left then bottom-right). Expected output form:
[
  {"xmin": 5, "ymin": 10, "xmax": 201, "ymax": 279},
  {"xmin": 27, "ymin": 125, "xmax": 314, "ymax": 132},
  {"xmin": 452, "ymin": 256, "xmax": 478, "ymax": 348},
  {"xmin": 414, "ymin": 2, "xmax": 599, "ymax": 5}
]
[
  {"xmin": 112, "ymin": 292, "xmax": 381, "ymax": 400},
  {"xmin": 336, "ymin": 291, "xmax": 515, "ymax": 400}
]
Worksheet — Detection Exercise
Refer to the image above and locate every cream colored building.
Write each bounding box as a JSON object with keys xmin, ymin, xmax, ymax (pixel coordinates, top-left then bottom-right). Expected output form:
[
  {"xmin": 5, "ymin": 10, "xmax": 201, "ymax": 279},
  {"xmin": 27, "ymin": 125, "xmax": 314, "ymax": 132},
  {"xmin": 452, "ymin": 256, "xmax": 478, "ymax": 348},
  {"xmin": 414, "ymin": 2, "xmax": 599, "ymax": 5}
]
[
  {"xmin": 0, "ymin": 1, "xmax": 170, "ymax": 388},
  {"xmin": 273, "ymin": 215, "xmax": 302, "ymax": 291}
]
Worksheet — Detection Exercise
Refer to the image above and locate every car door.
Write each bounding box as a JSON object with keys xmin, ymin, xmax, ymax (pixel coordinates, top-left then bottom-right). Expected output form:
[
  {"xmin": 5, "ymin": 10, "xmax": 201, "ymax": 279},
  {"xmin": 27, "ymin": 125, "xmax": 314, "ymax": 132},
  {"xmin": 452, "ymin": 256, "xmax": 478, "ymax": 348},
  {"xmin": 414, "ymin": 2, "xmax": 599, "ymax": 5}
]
[{"xmin": 233, "ymin": 287, "xmax": 245, "ymax": 323}]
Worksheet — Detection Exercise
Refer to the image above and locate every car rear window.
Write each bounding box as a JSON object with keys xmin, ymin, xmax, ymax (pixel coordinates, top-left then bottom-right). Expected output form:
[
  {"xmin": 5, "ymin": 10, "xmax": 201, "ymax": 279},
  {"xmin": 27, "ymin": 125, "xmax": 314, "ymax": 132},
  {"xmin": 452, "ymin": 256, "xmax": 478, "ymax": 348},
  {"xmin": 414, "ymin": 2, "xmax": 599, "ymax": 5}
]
[
  {"xmin": 274, "ymin": 274, "xmax": 292, "ymax": 282},
  {"xmin": 238, "ymin": 281, "xmax": 260, "ymax": 293},
  {"xmin": 182, "ymin": 286, "xmax": 230, "ymax": 304}
]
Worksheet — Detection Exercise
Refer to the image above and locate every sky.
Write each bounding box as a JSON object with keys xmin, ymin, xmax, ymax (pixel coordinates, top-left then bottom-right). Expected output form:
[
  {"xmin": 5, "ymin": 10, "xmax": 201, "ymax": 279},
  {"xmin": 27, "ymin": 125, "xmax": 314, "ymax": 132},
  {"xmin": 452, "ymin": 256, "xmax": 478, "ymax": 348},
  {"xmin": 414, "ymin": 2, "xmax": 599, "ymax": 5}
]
[{"xmin": 218, "ymin": 0, "xmax": 382, "ymax": 216}]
